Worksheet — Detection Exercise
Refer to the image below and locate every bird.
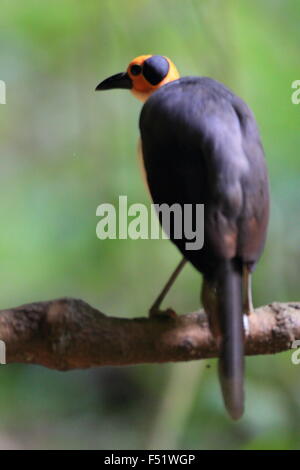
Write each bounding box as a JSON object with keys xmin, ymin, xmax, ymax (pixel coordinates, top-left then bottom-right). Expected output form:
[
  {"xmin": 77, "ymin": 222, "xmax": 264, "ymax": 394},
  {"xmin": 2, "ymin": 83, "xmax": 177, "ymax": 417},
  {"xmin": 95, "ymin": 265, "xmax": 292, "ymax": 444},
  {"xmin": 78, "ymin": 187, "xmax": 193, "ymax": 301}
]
[{"xmin": 96, "ymin": 54, "xmax": 270, "ymax": 420}]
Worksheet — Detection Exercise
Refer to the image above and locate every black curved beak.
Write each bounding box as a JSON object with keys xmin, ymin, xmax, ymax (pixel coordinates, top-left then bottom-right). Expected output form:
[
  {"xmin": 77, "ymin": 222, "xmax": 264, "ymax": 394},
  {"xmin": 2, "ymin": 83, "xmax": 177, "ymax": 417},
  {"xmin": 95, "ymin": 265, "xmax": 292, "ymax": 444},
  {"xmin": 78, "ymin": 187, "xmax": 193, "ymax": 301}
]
[{"xmin": 95, "ymin": 72, "xmax": 132, "ymax": 91}]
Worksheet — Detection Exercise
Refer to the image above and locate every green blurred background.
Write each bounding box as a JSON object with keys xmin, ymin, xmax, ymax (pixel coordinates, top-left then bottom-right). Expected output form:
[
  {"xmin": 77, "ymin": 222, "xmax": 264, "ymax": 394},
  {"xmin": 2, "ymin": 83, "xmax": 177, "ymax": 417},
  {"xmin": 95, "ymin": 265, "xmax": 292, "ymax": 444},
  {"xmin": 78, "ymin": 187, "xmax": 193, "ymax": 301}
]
[{"xmin": 0, "ymin": 0, "xmax": 299, "ymax": 450}]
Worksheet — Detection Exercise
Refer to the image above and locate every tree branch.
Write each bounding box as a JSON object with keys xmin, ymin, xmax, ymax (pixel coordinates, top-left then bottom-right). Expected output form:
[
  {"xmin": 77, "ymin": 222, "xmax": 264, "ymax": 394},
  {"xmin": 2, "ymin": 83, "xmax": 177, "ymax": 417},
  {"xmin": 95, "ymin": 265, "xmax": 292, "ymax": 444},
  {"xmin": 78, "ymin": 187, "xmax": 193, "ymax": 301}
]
[{"xmin": 0, "ymin": 298, "xmax": 299, "ymax": 370}]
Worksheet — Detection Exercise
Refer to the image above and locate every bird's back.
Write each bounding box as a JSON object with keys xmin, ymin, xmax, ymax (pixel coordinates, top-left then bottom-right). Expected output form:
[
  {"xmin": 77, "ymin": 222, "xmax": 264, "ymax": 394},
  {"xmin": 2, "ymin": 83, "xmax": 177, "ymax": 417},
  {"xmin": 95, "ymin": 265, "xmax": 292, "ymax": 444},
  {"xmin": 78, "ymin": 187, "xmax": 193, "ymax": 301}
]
[{"xmin": 140, "ymin": 76, "xmax": 269, "ymax": 279}]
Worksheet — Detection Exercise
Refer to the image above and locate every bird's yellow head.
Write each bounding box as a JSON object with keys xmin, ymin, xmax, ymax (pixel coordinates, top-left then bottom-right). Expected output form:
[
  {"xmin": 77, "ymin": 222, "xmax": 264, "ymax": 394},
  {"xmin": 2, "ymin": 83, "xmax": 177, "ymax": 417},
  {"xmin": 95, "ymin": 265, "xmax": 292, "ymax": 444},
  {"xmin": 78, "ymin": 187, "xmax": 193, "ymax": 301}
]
[{"xmin": 96, "ymin": 55, "xmax": 180, "ymax": 102}]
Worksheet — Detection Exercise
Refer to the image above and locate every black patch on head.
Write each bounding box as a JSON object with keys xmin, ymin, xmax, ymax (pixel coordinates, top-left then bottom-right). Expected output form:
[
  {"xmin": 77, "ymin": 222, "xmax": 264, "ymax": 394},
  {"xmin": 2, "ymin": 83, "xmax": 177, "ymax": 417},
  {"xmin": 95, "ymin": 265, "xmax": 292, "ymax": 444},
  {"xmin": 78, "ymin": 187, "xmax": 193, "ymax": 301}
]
[
  {"xmin": 143, "ymin": 56, "xmax": 169, "ymax": 85},
  {"xmin": 130, "ymin": 64, "xmax": 142, "ymax": 76}
]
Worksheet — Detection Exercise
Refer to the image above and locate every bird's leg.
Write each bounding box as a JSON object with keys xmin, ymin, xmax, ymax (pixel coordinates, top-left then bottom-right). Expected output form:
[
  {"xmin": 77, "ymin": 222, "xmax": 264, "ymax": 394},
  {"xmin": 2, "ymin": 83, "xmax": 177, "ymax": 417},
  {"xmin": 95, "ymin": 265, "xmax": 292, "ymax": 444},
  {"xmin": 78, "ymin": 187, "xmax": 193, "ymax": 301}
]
[
  {"xmin": 242, "ymin": 264, "xmax": 254, "ymax": 336},
  {"xmin": 149, "ymin": 257, "xmax": 187, "ymax": 318},
  {"xmin": 243, "ymin": 264, "xmax": 254, "ymax": 315}
]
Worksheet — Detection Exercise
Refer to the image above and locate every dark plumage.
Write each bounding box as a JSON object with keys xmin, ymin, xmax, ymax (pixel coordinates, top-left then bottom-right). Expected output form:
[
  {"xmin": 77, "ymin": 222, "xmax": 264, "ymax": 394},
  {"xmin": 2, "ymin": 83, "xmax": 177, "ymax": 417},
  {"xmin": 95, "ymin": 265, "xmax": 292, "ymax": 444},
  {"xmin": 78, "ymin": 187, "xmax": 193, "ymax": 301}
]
[{"xmin": 140, "ymin": 77, "xmax": 269, "ymax": 419}]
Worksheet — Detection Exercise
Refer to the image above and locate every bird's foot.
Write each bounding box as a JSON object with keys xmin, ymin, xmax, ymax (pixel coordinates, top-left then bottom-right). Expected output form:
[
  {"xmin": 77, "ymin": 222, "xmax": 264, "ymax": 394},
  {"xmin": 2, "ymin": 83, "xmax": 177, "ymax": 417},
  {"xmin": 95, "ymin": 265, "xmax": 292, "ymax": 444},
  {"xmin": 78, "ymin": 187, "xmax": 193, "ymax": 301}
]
[
  {"xmin": 243, "ymin": 302, "xmax": 255, "ymax": 317},
  {"xmin": 149, "ymin": 306, "xmax": 177, "ymax": 319},
  {"xmin": 243, "ymin": 313, "xmax": 254, "ymax": 337}
]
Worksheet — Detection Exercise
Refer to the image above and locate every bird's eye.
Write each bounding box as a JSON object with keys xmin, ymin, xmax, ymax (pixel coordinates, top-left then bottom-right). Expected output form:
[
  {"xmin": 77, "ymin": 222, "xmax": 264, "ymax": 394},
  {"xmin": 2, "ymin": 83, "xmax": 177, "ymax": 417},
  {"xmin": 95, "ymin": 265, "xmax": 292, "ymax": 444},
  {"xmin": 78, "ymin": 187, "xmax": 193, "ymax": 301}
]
[{"xmin": 130, "ymin": 64, "xmax": 142, "ymax": 76}]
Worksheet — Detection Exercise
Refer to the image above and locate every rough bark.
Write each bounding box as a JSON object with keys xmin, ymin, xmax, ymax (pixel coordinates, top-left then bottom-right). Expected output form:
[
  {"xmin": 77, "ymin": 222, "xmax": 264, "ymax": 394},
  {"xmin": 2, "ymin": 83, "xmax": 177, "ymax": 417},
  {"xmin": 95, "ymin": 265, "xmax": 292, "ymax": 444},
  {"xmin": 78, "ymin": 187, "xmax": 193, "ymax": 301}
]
[{"xmin": 0, "ymin": 298, "xmax": 299, "ymax": 370}]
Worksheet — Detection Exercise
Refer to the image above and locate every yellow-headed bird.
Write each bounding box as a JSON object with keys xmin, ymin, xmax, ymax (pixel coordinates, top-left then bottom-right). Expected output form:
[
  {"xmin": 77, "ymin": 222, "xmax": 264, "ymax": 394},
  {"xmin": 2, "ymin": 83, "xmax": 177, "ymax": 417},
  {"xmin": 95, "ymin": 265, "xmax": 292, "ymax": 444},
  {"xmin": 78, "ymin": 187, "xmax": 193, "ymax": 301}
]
[{"xmin": 96, "ymin": 55, "xmax": 269, "ymax": 420}]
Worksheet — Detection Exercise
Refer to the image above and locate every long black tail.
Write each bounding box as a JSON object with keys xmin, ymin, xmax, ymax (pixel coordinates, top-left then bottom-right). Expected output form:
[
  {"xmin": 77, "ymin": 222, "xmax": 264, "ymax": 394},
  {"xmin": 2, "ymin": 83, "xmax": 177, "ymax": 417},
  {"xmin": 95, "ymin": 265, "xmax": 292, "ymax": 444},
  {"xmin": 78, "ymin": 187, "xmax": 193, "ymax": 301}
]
[{"xmin": 217, "ymin": 260, "xmax": 244, "ymax": 420}]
